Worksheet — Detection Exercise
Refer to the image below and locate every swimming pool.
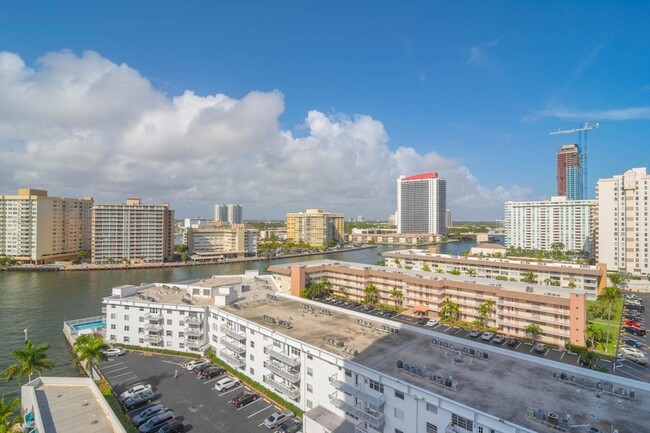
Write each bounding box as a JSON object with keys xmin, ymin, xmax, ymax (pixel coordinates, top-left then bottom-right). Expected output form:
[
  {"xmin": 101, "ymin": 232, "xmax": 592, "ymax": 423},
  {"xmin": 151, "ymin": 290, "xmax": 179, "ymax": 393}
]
[{"xmin": 72, "ymin": 320, "xmax": 105, "ymax": 331}]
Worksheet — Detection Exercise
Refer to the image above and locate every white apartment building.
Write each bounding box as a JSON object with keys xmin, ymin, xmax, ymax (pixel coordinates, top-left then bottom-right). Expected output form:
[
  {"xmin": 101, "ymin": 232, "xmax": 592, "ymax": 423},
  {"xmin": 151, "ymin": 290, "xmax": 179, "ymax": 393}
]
[
  {"xmin": 504, "ymin": 196, "xmax": 596, "ymax": 255},
  {"xmin": 214, "ymin": 204, "xmax": 243, "ymax": 224},
  {"xmin": 0, "ymin": 189, "xmax": 93, "ymax": 263},
  {"xmin": 597, "ymin": 167, "xmax": 650, "ymax": 276},
  {"xmin": 186, "ymin": 224, "xmax": 258, "ymax": 259},
  {"xmin": 397, "ymin": 172, "xmax": 447, "ymax": 235},
  {"xmin": 382, "ymin": 249, "xmax": 606, "ymax": 298},
  {"xmin": 91, "ymin": 198, "xmax": 174, "ymax": 264},
  {"xmin": 101, "ymin": 273, "xmax": 648, "ymax": 433}
]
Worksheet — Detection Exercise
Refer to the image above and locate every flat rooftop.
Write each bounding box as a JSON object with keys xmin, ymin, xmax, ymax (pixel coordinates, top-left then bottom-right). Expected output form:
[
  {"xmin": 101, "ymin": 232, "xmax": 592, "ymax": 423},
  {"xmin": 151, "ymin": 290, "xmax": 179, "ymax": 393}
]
[{"xmin": 224, "ymin": 290, "xmax": 649, "ymax": 433}]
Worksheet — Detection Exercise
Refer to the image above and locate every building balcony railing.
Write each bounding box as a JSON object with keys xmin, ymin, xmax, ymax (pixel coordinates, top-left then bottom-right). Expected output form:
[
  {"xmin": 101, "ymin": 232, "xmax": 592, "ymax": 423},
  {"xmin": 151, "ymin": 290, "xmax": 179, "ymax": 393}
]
[
  {"xmin": 264, "ymin": 361, "xmax": 301, "ymax": 383},
  {"xmin": 144, "ymin": 324, "xmax": 163, "ymax": 331},
  {"xmin": 220, "ymin": 338, "xmax": 246, "ymax": 355},
  {"xmin": 220, "ymin": 325, "xmax": 246, "ymax": 341},
  {"xmin": 144, "ymin": 313, "xmax": 163, "ymax": 321},
  {"xmin": 184, "ymin": 316, "xmax": 203, "ymax": 325},
  {"xmin": 184, "ymin": 338, "xmax": 203, "ymax": 349},
  {"xmin": 184, "ymin": 327, "xmax": 204, "ymax": 337},
  {"xmin": 328, "ymin": 375, "xmax": 385, "ymax": 408},
  {"xmin": 329, "ymin": 392, "xmax": 385, "ymax": 430},
  {"xmin": 144, "ymin": 334, "xmax": 163, "ymax": 343},
  {"xmin": 265, "ymin": 346, "xmax": 300, "ymax": 368},
  {"xmin": 219, "ymin": 350, "xmax": 245, "ymax": 368},
  {"xmin": 263, "ymin": 374, "xmax": 300, "ymax": 400}
]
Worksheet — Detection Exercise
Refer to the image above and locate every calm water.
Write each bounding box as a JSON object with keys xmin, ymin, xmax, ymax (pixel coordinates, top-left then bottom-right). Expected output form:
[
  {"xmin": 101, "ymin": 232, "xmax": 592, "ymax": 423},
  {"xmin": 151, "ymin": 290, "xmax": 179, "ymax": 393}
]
[{"xmin": 0, "ymin": 241, "xmax": 475, "ymax": 398}]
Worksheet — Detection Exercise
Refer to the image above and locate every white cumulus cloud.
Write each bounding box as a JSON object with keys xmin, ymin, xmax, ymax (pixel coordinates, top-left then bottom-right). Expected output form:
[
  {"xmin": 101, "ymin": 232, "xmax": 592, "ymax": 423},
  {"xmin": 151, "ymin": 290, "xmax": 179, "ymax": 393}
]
[{"xmin": 0, "ymin": 50, "xmax": 531, "ymax": 220}]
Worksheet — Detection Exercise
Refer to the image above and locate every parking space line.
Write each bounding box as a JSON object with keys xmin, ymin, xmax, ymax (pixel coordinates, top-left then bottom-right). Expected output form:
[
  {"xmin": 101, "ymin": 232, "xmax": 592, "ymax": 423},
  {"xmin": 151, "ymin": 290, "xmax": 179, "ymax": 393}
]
[
  {"xmin": 560, "ymin": 351, "xmax": 566, "ymax": 360},
  {"xmin": 161, "ymin": 359, "xmax": 186, "ymax": 367},
  {"xmin": 125, "ymin": 400, "xmax": 161, "ymax": 416},
  {"xmin": 247, "ymin": 403, "xmax": 274, "ymax": 418},
  {"xmin": 111, "ymin": 371, "xmax": 136, "ymax": 379},
  {"xmin": 113, "ymin": 376, "xmax": 139, "ymax": 386},
  {"xmin": 454, "ymin": 328, "xmax": 463, "ymax": 335},
  {"xmin": 104, "ymin": 366, "xmax": 129, "ymax": 374},
  {"xmin": 543, "ymin": 348, "xmax": 550, "ymax": 356},
  {"xmin": 203, "ymin": 375, "xmax": 226, "ymax": 385},
  {"xmin": 237, "ymin": 399, "xmax": 262, "ymax": 411},
  {"xmin": 218, "ymin": 385, "xmax": 243, "ymax": 395},
  {"xmin": 515, "ymin": 342, "xmax": 522, "ymax": 349},
  {"xmin": 102, "ymin": 361, "xmax": 124, "ymax": 369}
]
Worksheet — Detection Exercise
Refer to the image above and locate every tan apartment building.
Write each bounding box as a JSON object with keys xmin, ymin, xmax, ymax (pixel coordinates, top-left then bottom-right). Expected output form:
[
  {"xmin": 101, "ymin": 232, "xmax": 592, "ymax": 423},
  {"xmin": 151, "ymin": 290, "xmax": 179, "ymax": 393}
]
[
  {"xmin": 186, "ymin": 224, "xmax": 258, "ymax": 260},
  {"xmin": 347, "ymin": 231, "xmax": 440, "ymax": 246},
  {"xmin": 286, "ymin": 208, "xmax": 344, "ymax": 247},
  {"xmin": 597, "ymin": 167, "xmax": 650, "ymax": 276},
  {"xmin": 0, "ymin": 189, "xmax": 93, "ymax": 263},
  {"xmin": 269, "ymin": 260, "xmax": 587, "ymax": 346},
  {"xmin": 91, "ymin": 198, "xmax": 174, "ymax": 264},
  {"xmin": 383, "ymin": 249, "xmax": 606, "ymax": 299}
]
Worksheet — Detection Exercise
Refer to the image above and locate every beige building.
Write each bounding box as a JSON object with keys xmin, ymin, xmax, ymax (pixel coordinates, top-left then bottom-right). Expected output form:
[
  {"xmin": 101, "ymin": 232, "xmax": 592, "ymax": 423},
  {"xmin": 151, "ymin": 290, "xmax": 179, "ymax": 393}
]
[
  {"xmin": 186, "ymin": 224, "xmax": 258, "ymax": 260},
  {"xmin": 91, "ymin": 198, "xmax": 174, "ymax": 264},
  {"xmin": 0, "ymin": 189, "xmax": 93, "ymax": 263},
  {"xmin": 347, "ymin": 231, "xmax": 440, "ymax": 246},
  {"xmin": 269, "ymin": 259, "xmax": 587, "ymax": 346},
  {"xmin": 286, "ymin": 209, "xmax": 344, "ymax": 247},
  {"xmin": 597, "ymin": 167, "xmax": 650, "ymax": 276}
]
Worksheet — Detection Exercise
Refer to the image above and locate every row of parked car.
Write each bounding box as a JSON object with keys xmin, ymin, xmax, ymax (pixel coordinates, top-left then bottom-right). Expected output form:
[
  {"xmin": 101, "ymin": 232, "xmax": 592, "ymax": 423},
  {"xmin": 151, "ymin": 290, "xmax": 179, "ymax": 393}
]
[
  {"xmin": 324, "ymin": 297, "xmax": 399, "ymax": 317},
  {"xmin": 183, "ymin": 358, "xmax": 304, "ymax": 432},
  {"xmin": 117, "ymin": 384, "xmax": 184, "ymax": 433},
  {"xmin": 619, "ymin": 294, "xmax": 647, "ymax": 365}
]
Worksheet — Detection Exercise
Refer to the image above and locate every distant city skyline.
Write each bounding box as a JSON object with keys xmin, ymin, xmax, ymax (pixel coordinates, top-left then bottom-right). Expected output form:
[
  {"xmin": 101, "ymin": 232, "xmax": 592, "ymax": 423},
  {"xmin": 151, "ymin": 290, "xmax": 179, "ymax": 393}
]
[{"xmin": 0, "ymin": 2, "xmax": 649, "ymax": 220}]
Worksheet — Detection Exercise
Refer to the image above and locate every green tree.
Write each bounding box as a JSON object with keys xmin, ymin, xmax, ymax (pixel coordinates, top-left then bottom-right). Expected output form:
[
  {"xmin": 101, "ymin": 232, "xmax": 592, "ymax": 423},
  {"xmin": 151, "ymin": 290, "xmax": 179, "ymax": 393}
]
[
  {"xmin": 439, "ymin": 297, "xmax": 461, "ymax": 321},
  {"xmin": 181, "ymin": 252, "xmax": 188, "ymax": 263},
  {"xmin": 579, "ymin": 350, "xmax": 598, "ymax": 368},
  {"xmin": 394, "ymin": 258, "xmax": 402, "ymax": 269},
  {"xmin": 338, "ymin": 286, "xmax": 348, "ymax": 300},
  {"xmin": 609, "ymin": 271, "xmax": 631, "ymax": 290},
  {"xmin": 421, "ymin": 264, "xmax": 431, "ymax": 272},
  {"xmin": 0, "ymin": 395, "xmax": 21, "ymax": 433},
  {"xmin": 72, "ymin": 335, "xmax": 109, "ymax": 374},
  {"xmin": 174, "ymin": 244, "xmax": 189, "ymax": 253},
  {"xmin": 1, "ymin": 341, "xmax": 54, "ymax": 384},
  {"xmin": 586, "ymin": 324, "xmax": 606, "ymax": 351},
  {"xmin": 477, "ymin": 299, "xmax": 495, "ymax": 327},
  {"xmin": 448, "ymin": 269, "xmax": 461, "ymax": 276},
  {"xmin": 465, "ymin": 268, "xmax": 477, "ymax": 277},
  {"xmin": 524, "ymin": 323, "xmax": 543, "ymax": 342},
  {"xmin": 389, "ymin": 288, "xmax": 404, "ymax": 308},
  {"xmin": 521, "ymin": 270, "xmax": 538, "ymax": 284},
  {"xmin": 363, "ymin": 284, "xmax": 379, "ymax": 304},
  {"xmin": 597, "ymin": 286, "xmax": 622, "ymax": 353}
]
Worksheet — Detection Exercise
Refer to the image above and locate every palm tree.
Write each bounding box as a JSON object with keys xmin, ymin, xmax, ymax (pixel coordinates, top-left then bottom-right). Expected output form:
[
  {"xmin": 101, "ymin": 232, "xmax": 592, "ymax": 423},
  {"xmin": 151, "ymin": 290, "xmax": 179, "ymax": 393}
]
[
  {"xmin": 0, "ymin": 395, "xmax": 21, "ymax": 432},
  {"xmin": 363, "ymin": 284, "xmax": 378, "ymax": 304},
  {"xmin": 586, "ymin": 324, "xmax": 606, "ymax": 351},
  {"xmin": 73, "ymin": 335, "xmax": 109, "ymax": 375},
  {"xmin": 448, "ymin": 269, "xmax": 461, "ymax": 276},
  {"xmin": 439, "ymin": 297, "xmax": 461, "ymax": 321},
  {"xmin": 524, "ymin": 323, "xmax": 543, "ymax": 342},
  {"xmin": 521, "ymin": 270, "xmax": 538, "ymax": 284},
  {"xmin": 597, "ymin": 286, "xmax": 622, "ymax": 353},
  {"xmin": 0, "ymin": 341, "xmax": 54, "ymax": 384},
  {"xmin": 389, "ymin": 288, "xmax": 404, "ymax": 308},
  {"xmin": 477, "ymin": 299, "xmax": 495, "ymax": 327},
  {"xmin": 394, "ymin": 258, "xmax": 402, "ymax": 269},
  {"xmin": 580, "ymin": 350, "xmax": 598, "ymax": 368},
  {"xmin": 339, "ymin": 286, "xmax": 348, "ymax": 300},
  {"xmin": 465, "ymin": 268, "xmax": 477, "ymax": 277},
  {"xmin": 421, "ymin": 264, "xmax": 431, "ymax": 272},
  {"xmin": 609, "ymin": 271, "xmax": 631, "ymax": 290}
]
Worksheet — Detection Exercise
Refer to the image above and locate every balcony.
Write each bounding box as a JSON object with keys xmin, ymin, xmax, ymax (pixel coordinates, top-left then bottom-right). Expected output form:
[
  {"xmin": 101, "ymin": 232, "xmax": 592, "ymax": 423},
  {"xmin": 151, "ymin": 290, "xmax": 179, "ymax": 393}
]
[
  {"xmin": 184, "ymin": 327, "xmax": 204, "ymax": 337},
  {"xmin": 219, "ymin": 350, "xmax": 245, "ymax": 368},
  {"xmin": 329, "ymin": 392, "xmax": 385, "ymax": 430},
  {"xmin": 184, "ymin": 316, "xmax": 203, "ymax": 326},
  {"xmin": 263, "ymin": 375, "xmax": 300, "ymax": 400},
  {"xmin": 264, "ymin": 361, "xmax": 301, "ymax": 383},
  {"xmin": 144, "ymin": 323, "xmax": 163, "ymax": 331},
  {"xmin": 221, "ymin": 338, "xmax": 246, "ymax": 355},
  {"xmin": 144, "ymin": 334, "xmax": 163, "ymax": 343},
  {"xmin": 329, "ymin": 375, "xmax": 385, "ymax": 408},
  {"xmin": 184, "ymin": 338, "xmax": 203, "ymax": 349},
  {"xmin": 221, "ymin": 325, "xmax": 246, "ymax": 341},
  {"xmin": 144, "ymin": 313, "xmax": 163, "ymax": 321},
  {"xmin": 265, "ymin": 346, "xmax": 300, "ymax": 368}
]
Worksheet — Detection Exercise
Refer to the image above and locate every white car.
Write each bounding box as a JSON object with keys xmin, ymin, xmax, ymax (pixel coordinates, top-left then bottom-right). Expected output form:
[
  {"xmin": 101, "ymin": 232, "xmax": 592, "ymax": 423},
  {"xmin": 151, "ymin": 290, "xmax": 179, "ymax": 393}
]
[
  {"xmin": 104, "ymin": 347, "xmax": 127, "ymax": 357},
  {"xmin": 623, "ymin": 352, "xmax": 648, "ymax": 365},
  {"xmin": 118, "ymin": 384, "xmax": 152, "ymax": 402},
  {"xmin": 481, "ymin": 332, "xmax": 494, "ymax": 341},
  {"xmin": 264, "ymin": 409, "xmax": 294, "ymax": 429},
  {"xmin": 619, "ymin": 347, "xmax": 645, "ymax": 358},
  {"xmin": 184, "ymin": 358, "xmax": 209, "ymax": 371},
  {"xmin": 425, "ymin": 319, "xmax": 439, "ymax": 327},
  {"xmin": 214, "ymin": 377, "xmax": 239, "ymax": 392}
]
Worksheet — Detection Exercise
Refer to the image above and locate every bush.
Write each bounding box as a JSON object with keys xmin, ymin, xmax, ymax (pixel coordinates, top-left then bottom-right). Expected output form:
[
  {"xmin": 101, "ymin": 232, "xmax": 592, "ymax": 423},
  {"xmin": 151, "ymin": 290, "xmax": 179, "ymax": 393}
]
[
  {"xmin": 112, "ymin": 343, "xmax": 201, "ymax": 359},
  {"xmin": 98, "ymin": 379, "xmax": 139, "ymax": 433}
]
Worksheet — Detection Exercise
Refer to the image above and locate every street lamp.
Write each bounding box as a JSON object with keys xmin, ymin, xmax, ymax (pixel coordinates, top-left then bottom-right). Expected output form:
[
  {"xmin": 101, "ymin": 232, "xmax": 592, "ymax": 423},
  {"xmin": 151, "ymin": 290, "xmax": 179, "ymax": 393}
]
[{"xmin": 24, "ymin": 328, "xmax": 29, "ymax": 343}]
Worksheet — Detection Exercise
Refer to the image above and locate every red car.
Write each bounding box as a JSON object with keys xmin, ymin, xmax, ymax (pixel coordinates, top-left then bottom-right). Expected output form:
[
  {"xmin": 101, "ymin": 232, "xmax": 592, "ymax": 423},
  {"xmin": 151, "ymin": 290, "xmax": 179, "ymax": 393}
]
[{"xmin": 625, "ymin": 320, "xmax": 643, "ymax": 328}]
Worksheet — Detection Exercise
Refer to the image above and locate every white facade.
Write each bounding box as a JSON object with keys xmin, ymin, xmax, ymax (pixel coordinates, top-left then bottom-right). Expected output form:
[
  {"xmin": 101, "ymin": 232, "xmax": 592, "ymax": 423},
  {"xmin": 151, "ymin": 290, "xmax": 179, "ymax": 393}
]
[
  {"xmin": 397, "ymin": 173, "xmax": 447, "ymax": 235},
  {"xmin": 504, "ymin": 196, "xmax": 596, "ymax": 255},
  {"xmin": 186, "ymin": 225, "xmax": 258, "ymax": 258},
  {"xmin": 597, "ymin": 167, "xmax": 650, "ymax": 276}
]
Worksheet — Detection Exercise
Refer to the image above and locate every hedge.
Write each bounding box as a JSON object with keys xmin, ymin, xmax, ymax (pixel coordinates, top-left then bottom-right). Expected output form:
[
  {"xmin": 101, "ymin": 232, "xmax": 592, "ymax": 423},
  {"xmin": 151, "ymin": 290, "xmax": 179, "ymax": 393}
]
[
  {"xmin": 112, "ymin": 343, "xmax": 201, "ymax": 359},
  {"xmin": 98, "ymin": 379, "xmax": 139, "ymax": 433}
]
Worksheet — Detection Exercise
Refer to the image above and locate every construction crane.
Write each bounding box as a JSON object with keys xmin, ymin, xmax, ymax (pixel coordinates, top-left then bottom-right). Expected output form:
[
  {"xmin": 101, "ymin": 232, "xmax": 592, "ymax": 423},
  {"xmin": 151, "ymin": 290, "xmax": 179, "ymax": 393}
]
[{"xmin": 550, "ymin": 122, "xmax": 600, "ymax": 199}]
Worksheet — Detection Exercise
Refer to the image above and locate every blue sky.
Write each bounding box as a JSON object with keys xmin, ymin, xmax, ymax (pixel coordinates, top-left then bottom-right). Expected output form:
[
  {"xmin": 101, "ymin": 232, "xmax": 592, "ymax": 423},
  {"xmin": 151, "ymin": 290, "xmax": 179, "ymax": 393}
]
[{"xmin": 0, "ymin": 1, "xmax": 649, "ymax": 219}]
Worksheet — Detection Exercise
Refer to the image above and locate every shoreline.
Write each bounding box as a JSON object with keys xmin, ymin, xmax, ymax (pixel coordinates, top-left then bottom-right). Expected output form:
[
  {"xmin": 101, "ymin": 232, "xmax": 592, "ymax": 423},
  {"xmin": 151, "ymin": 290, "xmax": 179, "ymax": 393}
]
[{"xmin": 2, "ymin": 245, "xmax": 377, "ymax": 273}]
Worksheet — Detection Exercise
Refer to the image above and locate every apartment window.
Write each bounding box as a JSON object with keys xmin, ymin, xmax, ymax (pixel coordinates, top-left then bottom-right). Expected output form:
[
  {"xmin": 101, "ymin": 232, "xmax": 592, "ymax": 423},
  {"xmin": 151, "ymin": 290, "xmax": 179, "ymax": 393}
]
[
  {"xmin": 123, "ymin": 336, "xmax": 130, "ymax": 343},
  {"xmin": 250, "ymin": 340, "xmax": 255, "ymax": 348},
  {"xmin": 426, "ymin": 403, "xmax": 438, "ymax": 414},
  {"xmin": 290, "ymin": 347, "xmax": 300, "ymax": 356},
  {"xmin": 166, "ymin": 330, "xmax": 173, "ymax": 337},
  {"xmin": 394, "ymin": 390, "xmax": 404, "ymax": 400},
  {"xmin": 394, "ymin": 408, "xmax": 404, "ymax": 420},
  {"xmin": 110, "ymin": 324, "xmax": 116, "ymax": 330},
  {"xmin": 307, "ymin": 367, "xmax": 313, "ymax": 377},
  {"xmin": 250, "ymin": 354, "xmax": 255, "ymax": 361},
  {"xmin": 138, "ymin": 338, "xmax": 144, "ymax": 344},
  {"xmin": 306, "ymin": 400, "xmax": 313, "ymax": 409},
  {"xmin": 139, "ymin": 307, "xmax": 144, "ymax": 312},
  {"xmin": 139, "ymin": 316, "xmax": 144, "ymax": 322},
  {"xmin": 368, "ymin": 379, "xmax": 384, "ymax": 393},
  {"xmin": 179, "ymin": 332, "xmax": 184, "ymax": 338},
  {"xmin": 166, "ymin": 341, "xmax": 172, "ymax": 347},
  {"xmin": 167, "ymin": 319, "xmax": 172, "ymax": 325},
  {"xmin": 425, "ymin": 423, "xmax": 438, "ymax": 433},
  {"xmin": 124, "ymin": 326, "xmax": 129, "ymax": 331},
  {"xmin": 110, "ymin": 314, "xmax": 116, "ymax": 319},
  {"xmin": 307, "ymin": 354, "xmax": 313, "ymax": 360},
  {"xmin": 124, "ymin": 306, "xmax": 129, "ymax": 310},
  {"xmin": 307, "ymin": 384, "xmax": 313, "ymax": 393},
  {"xmin": 124, "ymin": 315, "xmax": 129, "ymax": 321},
  {"xmin": 344, "ymin": 369, "xmax": 352, "ymax": 377},
  {"xmin": 138, "ymin": 328, "xmax": 143, "ymax": 333},
  {"xmin": 451, "ymin": 413, "xmax": 474, "ymax": 431},
  {"xmin": 273, "ymin": 340, "xmax": 282, "ymax": 348},
  {"xmin": 167, "ymin": 309, "xmax": 172, "ymax": 314},
  {"xmin": 249, "ymin": 367, "xmax": 255, "ymax": 375}
]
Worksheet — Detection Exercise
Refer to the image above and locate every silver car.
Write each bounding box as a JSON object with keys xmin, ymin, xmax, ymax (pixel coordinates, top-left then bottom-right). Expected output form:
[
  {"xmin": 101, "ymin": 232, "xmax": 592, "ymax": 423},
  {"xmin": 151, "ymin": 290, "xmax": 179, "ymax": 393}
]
[{"xmin": 264, "ymin": 409, "xmax": 294, "ymax": 429}]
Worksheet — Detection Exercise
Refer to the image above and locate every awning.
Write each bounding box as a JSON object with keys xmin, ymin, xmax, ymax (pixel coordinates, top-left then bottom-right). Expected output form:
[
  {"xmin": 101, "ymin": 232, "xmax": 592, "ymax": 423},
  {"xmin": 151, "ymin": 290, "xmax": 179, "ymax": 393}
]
[{"xmin": 414, "ymin": 305, "xmax": 428, "ymax": 312}]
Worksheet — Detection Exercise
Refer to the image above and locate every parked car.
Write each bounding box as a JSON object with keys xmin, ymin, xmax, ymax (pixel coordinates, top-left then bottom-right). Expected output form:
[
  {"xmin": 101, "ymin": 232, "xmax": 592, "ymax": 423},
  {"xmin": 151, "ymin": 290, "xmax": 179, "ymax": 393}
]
[
  {"xmin": 492, "ymin": 335, "xmax": 505, "ymax": 344},
  {"xmin": 194, "ymin": 363, "xmax": 213, "ymax": 374},
  {"xmin": 132, "ymin": 404, "xmax": 166, "ymax": 427},
  {"xmin": 264, "ymin": 409, "xmax": 294, "ymax": 429},
  {"xmin": 275, "ymin": 418, "xmax": 303, "ymax": 433},
  {"xmin": 200, "ymin": 366, "xmax": 224, "ymax": 379},
  {"xmin": 138, "ymin": 411, "xmax": 175, "ymax": 433},
  {"xmin": 625, "ymin": 304, "xmax": 645, "ymax": 312},
  {"xmin": 231, "ymin": 390, "xmax": 259, "ymax": 408},
  {"xmin": 157, "ymin": 419, "xmax": 185, "ymax": 433},
  {"xmin": 361, "ymin": 305, "xmax": 374, "ymax": 312},
  {"xmin": 625, "ymin": 312, "xmax": 642, "ymax": 320},
  {"xmin": 417, "ymin": 317, "xmax": 427, "ymax": 325},
  {"xmin": 119, "ymin": 384, "xmax": 152, "ymax": 402},
  {"xmin": 533, "ymin": 343, "xmax": 546, "ymax": 353},
  {"xmin": 123, "ymin": 389, "xmax": 155, "ymax": 411},
  {"xmin": 625, "ymin": 320, "xmax": 644, "ymax": 328},
  {"xmin": 103, "ymin": 347, "xmax": 127, "ymax": 357},
  {"xmin": 620, "ymin": 347, "xmax": 645, "ymax": 358},
  {"xmin": 425, "ymin": 319, "xmax": 439, "ymax": 327},
  {"xmin": 506, "ymin": 337, "xmax": 518, "ymax": 347},
  {"xmin": 214, "ymin": 377, "xmax": 239, "ymax": 392},
  {"xmin": 469, "ymin": 329, "xmax": 481, "ymax": 338},
  {"xmin": 624, "ymin": 326, "xmax": 647, "ymax": 336},
  {"xmin": 481, "ymin": 332, "xmax": 494, "ymax": 341},
  {"xmin": 623, "ymin": 352, "xmax": 648, "ymax": 365},
  {"xmin": 621, "ymin": 338, "xmax": 644, "ymax": 349},
  {"xmin": 184, "ymin": 359, "xmax": 209, "ymax": 371}
]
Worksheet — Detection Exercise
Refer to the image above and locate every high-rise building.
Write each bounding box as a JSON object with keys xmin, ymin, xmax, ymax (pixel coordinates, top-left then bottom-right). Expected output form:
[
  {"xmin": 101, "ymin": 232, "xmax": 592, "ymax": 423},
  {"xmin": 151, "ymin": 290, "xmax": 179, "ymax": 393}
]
[
  {"xmin": 0, "ymin": 189, "xmax": 93, "ymax": 263},
  {"xmin": 286, "ymin": 209, "xmax": 344, "ymax": 247},
  {"xmin": 445, "ymin": 208, "xmax": 452, "ymax": 228},
  {"xmin": 557, "ymin": 143, "xmax": 583, "ymax": 200},
  {"xmin": 214, "ymin": 204, "xmax": 242, "ymax": 224},
  {"xmin": 596, "ymin": 167, "xmax": 650, "ymax": 276},
  {"xmin": 396, "ymin": 172, "xmax": 446, "ymax": 235},
  {"xmin": 504, "ymin": 196, "xmax": 596, "ymax": 255},
  {"xmin": 91, "ymin": 198, "xmax": 174, "ymax": 264},
  {"xmin": 214, "ymin": 204, "xmax": 227, "ymax": 224}
]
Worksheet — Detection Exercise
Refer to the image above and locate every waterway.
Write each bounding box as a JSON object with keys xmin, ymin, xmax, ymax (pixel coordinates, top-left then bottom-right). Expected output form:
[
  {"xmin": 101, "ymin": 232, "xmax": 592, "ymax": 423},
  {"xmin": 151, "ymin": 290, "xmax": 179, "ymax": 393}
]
[{"xmin": 0, "ymin": 241, "xmax": 476, "ymax": 398}]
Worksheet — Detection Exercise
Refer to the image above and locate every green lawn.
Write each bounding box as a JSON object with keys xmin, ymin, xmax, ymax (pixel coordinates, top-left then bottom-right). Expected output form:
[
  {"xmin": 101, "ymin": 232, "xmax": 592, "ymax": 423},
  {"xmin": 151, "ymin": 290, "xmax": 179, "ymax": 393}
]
[{"xmin": 586, "ymin": 298, "xmax": 624, "ymax": 355}]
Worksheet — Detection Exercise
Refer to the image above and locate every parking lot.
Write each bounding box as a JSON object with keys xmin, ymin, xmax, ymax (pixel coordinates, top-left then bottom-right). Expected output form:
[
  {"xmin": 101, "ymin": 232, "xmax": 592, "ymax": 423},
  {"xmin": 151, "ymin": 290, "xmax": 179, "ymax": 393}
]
[
  {"xmin": 99, "ymin": 352, "xmax": 287, "ymax": 432},
  {"xmin": 614, "ymin": 292, "xmax": 650, "ymax": 382}
]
